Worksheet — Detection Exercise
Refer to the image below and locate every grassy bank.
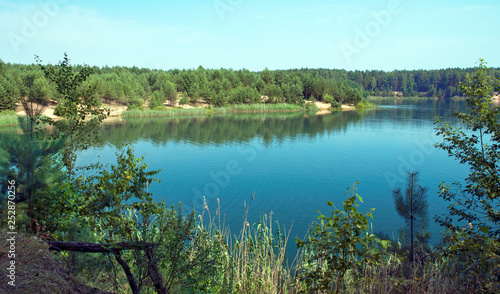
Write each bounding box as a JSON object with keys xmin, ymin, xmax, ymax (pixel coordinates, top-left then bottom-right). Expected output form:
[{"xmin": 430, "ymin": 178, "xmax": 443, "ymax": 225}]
[
  {"xmin": 355, "ymin": 100, "xmax": 377, "ymax": 109},
  {"xmin": 122, "ymin": 103, "xmax": 310, "ymax": 118},
  {"xmin": 213, "ymin": 103, "xmax": 306, "ymax": 113},
  {"xmin": 0, "ymin": 111, "xmax": 19, "ymax": 128},
  {"xmin": 121, "ymin": 107, "xmax": 207, "ymax": 117},
  {"xmin": 367, "ymin": 96, "xmax": 439, "ymax": 100}
]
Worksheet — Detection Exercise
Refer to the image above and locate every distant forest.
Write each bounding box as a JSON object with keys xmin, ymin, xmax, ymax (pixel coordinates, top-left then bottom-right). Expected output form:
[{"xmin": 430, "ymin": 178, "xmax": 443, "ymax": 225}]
[{"xmin": 1, "ymin": 58, "xmax": 499, "ymax": 111}]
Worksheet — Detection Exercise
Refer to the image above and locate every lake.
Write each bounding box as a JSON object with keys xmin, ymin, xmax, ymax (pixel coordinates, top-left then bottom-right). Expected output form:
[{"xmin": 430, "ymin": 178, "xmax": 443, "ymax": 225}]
[{"xmin": 77, "ymin": 98, "xmax": 471, "ymax": 244}]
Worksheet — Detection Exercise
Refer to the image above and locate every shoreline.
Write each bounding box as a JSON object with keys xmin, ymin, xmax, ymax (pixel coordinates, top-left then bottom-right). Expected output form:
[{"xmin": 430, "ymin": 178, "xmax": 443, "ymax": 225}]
[{"xmin": 1, "ymin": 101, "xmax": 360, "ymax": 128}]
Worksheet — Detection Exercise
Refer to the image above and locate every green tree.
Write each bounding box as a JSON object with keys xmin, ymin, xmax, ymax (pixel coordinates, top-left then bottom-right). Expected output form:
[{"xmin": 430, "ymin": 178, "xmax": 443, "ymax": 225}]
[
  {"xmin": 261, "ymin": 67, "xmax": 274, "ymax": 85},
  {"xmin": 179, "ymin": 91, "xmax": 189, "ymax": 105},
  {"xmin": 264, "ymin": 84, "xmax": 282, "ymax": 104},
  {"xmin": 164, "ymin": 81, "xmax": 177, "ymax": 106},
  {"xmin": 392, "ymin": 171, "xmax": 429, "ymax": 263},
  {"xmin": 435, "ymin": 59, "xmax": 500, "ymax": 233},
  {"xmin": 37, "ymin": 53, "xmax": 109, "ymax": 181},
  {"xmin": 211, "ymin": 91, "xmax": 227, "ymax": 107},
  {"xmin": 149, "ymin": 89, "xmax": 165, "ymax": 109},
  {"xmin": 434, "ymin": 59, "xmax": 500, "ymax": 291},
  {"xmin": 370, "ymin": 76, "xmax": 377, "ymax": 92},
  {"xmin": 296, "ymin": 183, "xmax": 386, "ymax": 293},
  {"xmin": 0, "ymin": 71, "xmax": 20, "ymax": 111},
  {"xmin": 0, "ymin": 74, "xmax": 63, "ymax": 227}
]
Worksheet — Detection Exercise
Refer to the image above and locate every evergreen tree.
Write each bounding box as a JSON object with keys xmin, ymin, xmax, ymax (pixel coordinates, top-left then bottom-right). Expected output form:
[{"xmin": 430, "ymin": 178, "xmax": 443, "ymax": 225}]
[
  {"xmin": 392, "ymin": 171, "xmax": 429, "ymax": 262},
  {"xmin": 149, "ymin": 89, "xmax": 165, "ymax": 109},
  {"xmin": 0, "ymin": 74, "xmax": 63, "ymax": 227},
  {"xmin": 0, "ymin": 73, "xmax": 19, "ymax": 111},
  {"xmin": 179, "ymin": 91, "xmax": 189, "ymax": 105}
]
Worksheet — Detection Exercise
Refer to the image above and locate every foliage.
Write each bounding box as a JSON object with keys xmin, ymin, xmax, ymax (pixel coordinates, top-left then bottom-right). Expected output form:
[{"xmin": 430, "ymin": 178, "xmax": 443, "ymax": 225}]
[
  {"xmin": 324, "ymin": 94, "xmax": 342, "ymax": 108},
  {"xmin": 0, "ymin": 111, "xmax": 19, "ymax": 127},
  {"xmin": 226, "ymin": 195, "xmax": 293, "ymax": 294},
  {"xmin": 296, "ymin": 182, "xmax": 387, "ymax": 293},
  {"xmin": 229, "ymin": 86, "xmax": 261, "ymax": 104},
  {"xmin": 148, "ymin": 90, "xmax": 165, "ymax": 109},
  {"xmin": 179, "ymin": 91, "xmax": 189, "ymax": 105},
  {"xmin": 439, "ymin": 226, "xmax": 500, "ymax": 293},
  {"xmin": 434, "ymin": 59, "xmax": 500, "ymax": 232},
  {"xmin": 74, "ymin": 147, "xmax": 160, "ymax": 241},
  {"xmin": 120, "ymin": 201, "xmax": 229, "ymax": 293},
  {"xmin": 0, "ymin": 73, "xmax": 20, "ymax": 111},
  {"xmin": 392, "ymin": 171, "xmax": 429, "ymax": 263},
  {"xmin": 127, "ymin": 95, "xmax": 144, "ymax": 110},
  {"xmin": 434, "ymin": 59, "xmax": 500, "ymax": 291},
  {"xmin": 304, "ymin": 102, "xmax": 319, "ymax": 112},
  {"xmin": 215, "ymin": 103, "xmax": 304, "ymax": 113},
  {"xmin": 0, "ymin": 77, "xmax": 64, "ymax": 228},
  {"xmin": 355, "ymin": 100, "xmax": 375, "ymax": 109},
  {"xmin": 0, "ymin": 119, "xmax": 63, "ymax": 223},
  {"xmin": 1, "ymin": 59, "xmax": 499, "ymax": 113},
  {"xmin": 36, "ymin": 53, "xmax": 110, "ymax": 180},
  {"xmin": 122, "ymin": 107, "xmax": 207, "ymax": 117}
]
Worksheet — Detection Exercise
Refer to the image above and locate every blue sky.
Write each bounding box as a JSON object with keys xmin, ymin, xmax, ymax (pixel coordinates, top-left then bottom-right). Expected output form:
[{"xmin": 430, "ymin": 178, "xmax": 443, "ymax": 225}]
[{"xmin": 1, "ymin": 0, "xmax": 499, "ymax": 71}]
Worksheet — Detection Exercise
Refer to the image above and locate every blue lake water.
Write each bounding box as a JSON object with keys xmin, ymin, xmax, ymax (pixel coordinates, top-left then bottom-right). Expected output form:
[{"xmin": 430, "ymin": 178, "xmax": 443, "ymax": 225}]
[{"xmin": 76, "ymin": 99, "xmax": 471, "ymax": 243}]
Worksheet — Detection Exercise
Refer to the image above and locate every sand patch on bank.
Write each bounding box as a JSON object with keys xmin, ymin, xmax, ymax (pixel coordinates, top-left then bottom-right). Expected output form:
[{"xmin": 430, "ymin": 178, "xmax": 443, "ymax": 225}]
[{"xmin": 312, "ymin": 101, "xmax": 355, "ymax": 115}]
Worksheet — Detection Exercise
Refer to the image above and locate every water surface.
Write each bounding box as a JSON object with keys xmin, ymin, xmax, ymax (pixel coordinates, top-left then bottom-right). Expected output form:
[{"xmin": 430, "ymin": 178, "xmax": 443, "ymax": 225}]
[{"xmin": 76, "ymin": 99, "xmax": 470, "ymax": 243}]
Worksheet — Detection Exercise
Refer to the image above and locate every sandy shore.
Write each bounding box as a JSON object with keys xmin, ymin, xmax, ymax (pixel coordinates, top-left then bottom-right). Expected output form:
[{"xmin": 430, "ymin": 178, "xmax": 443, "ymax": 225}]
[
  {"xmin": 15, "ymin": 102, "xmax": 129, "ymax": 122},
  {"xmin": 14, "ymin": 101, "xmax": 354, "ymax": 120},
  {"xmin": 312, "ymin": 101, "xmax": 355, "ymax": 115}
]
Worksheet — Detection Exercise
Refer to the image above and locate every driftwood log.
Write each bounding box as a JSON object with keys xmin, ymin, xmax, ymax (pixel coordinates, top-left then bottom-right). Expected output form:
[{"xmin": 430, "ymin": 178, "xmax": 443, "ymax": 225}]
[{"xmin": 47, "ymin": 241, "xmax": 153, "ymax": 253}]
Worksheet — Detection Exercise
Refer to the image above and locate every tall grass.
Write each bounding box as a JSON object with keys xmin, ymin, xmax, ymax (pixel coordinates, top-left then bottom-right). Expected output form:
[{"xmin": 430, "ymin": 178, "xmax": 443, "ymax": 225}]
[
  {"xmin": 6, "ymin": 195, "xmax": 489, "ymax": 293},
  {"xmin": 121, "ymin": 107, "xmax": 207, "ymax": 117},
  {"xmin": 355, "ymin": 100, "xmax": 377, "ymax": 110},
  {"xmin": 191, "ymin": 197, "xmax": 482, "ymax": 294},
  {"xmin": 0, "ymin": 111, "xmax": 20, "ymax": 127},
  {"xmin": 121, "ymin": 104, "xmax": 306, "ymax": 117},
  {"xmin": 196, "ymin": 195, "xmax": 297, "ymax": 293},
  {"xmin": 214, "ymin": 103, "xmax": 304, "ymax": 113},
  {"xmin": 367, "ymin": 96, "xmax": 435, "ymax": 100}
]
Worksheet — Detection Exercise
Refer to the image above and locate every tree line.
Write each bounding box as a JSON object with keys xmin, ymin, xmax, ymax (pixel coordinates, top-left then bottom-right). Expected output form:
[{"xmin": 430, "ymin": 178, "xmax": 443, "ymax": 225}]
[{"xmin": 2, "ymin": 57, "xmax": 498, "ymax": 113}]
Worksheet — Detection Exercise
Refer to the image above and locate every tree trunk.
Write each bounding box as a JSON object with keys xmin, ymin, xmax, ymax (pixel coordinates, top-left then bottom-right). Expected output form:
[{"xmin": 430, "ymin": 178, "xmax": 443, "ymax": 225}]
[
  {"xmin": 145, "ymin": 244, "xmax": 168, "ymax": 294},
  {"xmin": 410, "ymin": 173, "xmax": 414, "ymax": 263},
  {"xmin": 114, "ymin": 251, "xmax": 140, "ymax": 294}
]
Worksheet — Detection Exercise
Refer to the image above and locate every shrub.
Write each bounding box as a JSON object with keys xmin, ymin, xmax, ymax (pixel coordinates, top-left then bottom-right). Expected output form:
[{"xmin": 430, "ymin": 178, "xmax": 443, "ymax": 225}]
[
  {"xmin": 331, "ymin": 100, "xmax": 342, "ymax": 108},
  {"xmin": 149, "ymin": 90, "xmax": 165, "ymax": 109},
  {"xmin": 296, "ymin": 183, "xmax": 387, "ymax": 293},
  {"xmin": 127, "ymin": 96, "xmax": 144, "ymax": 110},
  {"xmin": 355, "ymin": 100, "xmax": 375, "ymax": 109},
  {"xmin": 179, "ymin": 92, "xmax": 189, "ymax": 105}
]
